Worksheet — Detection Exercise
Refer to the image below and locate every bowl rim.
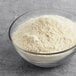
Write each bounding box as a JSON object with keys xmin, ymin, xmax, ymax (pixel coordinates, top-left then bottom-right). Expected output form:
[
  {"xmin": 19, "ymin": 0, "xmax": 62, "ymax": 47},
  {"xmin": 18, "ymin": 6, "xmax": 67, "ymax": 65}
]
[{"xmin": 8, "ymin": 8, "xmax": 76, "ymax": 55}]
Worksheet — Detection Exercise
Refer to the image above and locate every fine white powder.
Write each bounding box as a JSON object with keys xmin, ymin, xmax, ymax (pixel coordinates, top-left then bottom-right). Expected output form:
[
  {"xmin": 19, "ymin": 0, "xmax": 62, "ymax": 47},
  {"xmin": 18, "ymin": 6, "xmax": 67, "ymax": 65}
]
[{"xmin": 12, "ymin": 15, "xmax": 76, "ymax": 53}]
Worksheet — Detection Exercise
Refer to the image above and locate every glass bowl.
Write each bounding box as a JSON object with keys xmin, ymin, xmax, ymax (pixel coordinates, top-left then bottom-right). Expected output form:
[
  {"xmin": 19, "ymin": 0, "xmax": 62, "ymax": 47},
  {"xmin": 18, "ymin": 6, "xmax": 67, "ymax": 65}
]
[{"xmin": 8, "ymin": 8, "xmax": 76, "ymax": 67}]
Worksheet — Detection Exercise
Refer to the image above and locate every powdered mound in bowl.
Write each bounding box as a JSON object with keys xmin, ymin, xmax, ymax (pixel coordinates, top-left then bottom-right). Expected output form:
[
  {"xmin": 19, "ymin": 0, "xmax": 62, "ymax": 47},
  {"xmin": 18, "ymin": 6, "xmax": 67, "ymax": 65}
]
[{"xmin": 12, "ymin": 15, "xmax": 76, "ymax": 53}]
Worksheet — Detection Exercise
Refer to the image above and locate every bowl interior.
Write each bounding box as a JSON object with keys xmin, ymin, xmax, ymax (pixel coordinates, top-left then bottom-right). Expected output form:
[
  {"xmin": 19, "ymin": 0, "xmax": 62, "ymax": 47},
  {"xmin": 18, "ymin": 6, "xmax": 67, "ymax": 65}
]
[{"xmin": 9, "ymin": 8, "xmax": 76, "ymax": 55}]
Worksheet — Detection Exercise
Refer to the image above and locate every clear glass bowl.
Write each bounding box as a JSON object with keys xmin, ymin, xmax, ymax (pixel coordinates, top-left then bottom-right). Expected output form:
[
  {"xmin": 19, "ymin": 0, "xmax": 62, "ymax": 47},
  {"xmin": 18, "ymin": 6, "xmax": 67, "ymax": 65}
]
[{"xmin": 8, "ymin": 8, "xmax": 76, "ymax": 67}]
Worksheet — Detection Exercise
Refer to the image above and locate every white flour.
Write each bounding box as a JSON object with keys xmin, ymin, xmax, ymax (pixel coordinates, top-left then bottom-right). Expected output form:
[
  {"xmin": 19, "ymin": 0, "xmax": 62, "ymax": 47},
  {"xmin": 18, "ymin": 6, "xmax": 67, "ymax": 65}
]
[{"xmin": 12, "ymin": 15, "xmax": 76, "ymax": 53}]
